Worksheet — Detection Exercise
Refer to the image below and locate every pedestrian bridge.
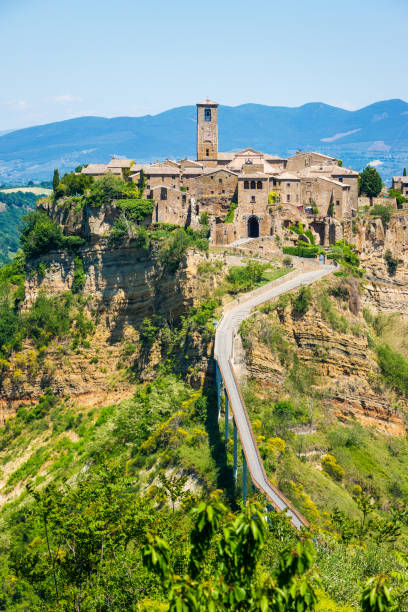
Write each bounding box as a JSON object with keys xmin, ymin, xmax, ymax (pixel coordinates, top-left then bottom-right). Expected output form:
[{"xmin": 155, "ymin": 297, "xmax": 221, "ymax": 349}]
[{"xmin": 214, "ymin": 264, "xmax": 334, "ymax": 529}]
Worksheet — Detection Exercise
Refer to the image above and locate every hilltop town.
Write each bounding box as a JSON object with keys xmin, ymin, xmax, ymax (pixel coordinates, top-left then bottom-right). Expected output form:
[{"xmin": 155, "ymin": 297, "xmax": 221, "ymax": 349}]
[{"xmin": 77, "ymin": 99, "xmax": 407, "ymax": 250}]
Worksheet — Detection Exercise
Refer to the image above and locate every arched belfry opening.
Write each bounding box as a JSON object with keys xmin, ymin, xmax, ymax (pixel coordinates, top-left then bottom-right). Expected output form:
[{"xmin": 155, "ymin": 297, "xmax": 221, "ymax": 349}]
[{"xmin": 247, "ymin": 215, "xmax": 259, "ymax": 238}]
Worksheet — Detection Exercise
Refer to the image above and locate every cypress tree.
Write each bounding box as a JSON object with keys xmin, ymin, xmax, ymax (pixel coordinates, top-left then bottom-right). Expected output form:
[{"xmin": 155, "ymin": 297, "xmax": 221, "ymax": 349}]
[
  {"xmin": 403, "ymin": 168, "xmax": 407, "ymax": 176},
  {"xmin": 52, "ymin": 168, "xmax": 60, "ymax": 193}
]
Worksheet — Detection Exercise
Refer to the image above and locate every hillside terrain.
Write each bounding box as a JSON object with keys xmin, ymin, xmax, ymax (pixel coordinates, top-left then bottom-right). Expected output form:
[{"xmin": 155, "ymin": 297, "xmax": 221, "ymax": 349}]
[
  {"xmin": 0, "ymin": 191, "xmax": 39, "ymax": 265},
  {"xmin": 1, "ymin": 175, "xmax": 408, "ymax": 609},
  {"xmin": 1, "ymin": 99, "xmax": 407, "ymax": 183}
]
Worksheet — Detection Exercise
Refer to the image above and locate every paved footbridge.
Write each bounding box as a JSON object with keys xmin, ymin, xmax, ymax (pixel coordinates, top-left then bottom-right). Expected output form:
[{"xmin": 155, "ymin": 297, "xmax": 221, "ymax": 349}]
[{"xmin": 214, "ymin": 264, "xmax": 334, "ymax": 529}]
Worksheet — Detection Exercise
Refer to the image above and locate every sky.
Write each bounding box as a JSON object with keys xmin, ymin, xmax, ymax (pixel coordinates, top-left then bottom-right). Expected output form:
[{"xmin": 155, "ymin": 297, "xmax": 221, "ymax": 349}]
[{"xmin": 0, "ymin": 0, "xmax": 406, "ymax": 131}]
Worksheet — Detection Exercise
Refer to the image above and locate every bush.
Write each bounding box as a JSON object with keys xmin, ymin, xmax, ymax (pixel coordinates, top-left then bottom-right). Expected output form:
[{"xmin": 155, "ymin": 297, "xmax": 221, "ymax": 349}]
[
  {"xmin": 21, "ymin": 211, "xmax": 85, "ymax": 258},
  {"xmin": 154, "ymin": 228, "xmax": 208, "ymax": 273},
  {"xmin": 224, "ymin": 202, "xmax": 237, "ymax": 223},
  {"xmin": 369, "ymin": 205, "xmax": 392, "ymax": 228},
  {"xmin": 116, "ymin": 198, "xmax": 154, "ymax": 222},
  {"xmin": 85, "ymin": 174, "xmax": 137, "ymax": 208},
  {"xmin": 72, "ymin": 257, "xmax": 85, "ymax": 293},
  {"xmin": 23, "ymin": 292, "xmax": 72, "ymax": 347},
  {"xmin": 21, "ymin": 211, "xmax": 64, "ymax": 258},
  {"xmin": 292, "ymin": 286, "xmax": 312, "ymax": 316},
  {"xmin": 226, "ymin": 261, "xmax": 268, "ymax": 293},
  {"xmin": 322, "ymin": 454, "xmax": 345, "ymax": 481},
  {"xmin": 56, "ymin": 172, "xmax": 94, "ymax": 198},
  {"xmin": 384, "ymin": 249, "xmax": 399, "ymax": 276},
  {"xmin": 376, "ymin": 344, "xmax": 408, "ymax": 396},
  {"xmin": 283, "ymin": 245, "xmax": 319, "ymax": 258}
]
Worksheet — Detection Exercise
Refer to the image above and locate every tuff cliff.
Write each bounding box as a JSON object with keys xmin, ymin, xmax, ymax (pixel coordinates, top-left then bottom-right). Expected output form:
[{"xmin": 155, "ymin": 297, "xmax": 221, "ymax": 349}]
[
  {"xmin": 0, "ymin": 239, "xmax": 220, "ymax": 421},
  {"xmin": 239, "ymin": 274, "xmax": 407, "ymax": 437}
]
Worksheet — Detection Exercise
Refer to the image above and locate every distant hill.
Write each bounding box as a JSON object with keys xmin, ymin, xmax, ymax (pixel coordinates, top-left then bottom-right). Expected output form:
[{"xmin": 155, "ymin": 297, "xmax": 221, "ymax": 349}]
[{"xmin": 1, "ymin": 99, "xmax": 407, "ymax": 183}]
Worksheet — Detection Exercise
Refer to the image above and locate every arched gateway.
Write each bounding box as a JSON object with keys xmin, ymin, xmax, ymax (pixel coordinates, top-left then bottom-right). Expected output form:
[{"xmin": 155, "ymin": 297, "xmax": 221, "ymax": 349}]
[{"xmin": 247, "ymin": 215, "xmax": 259, "ymax": 238}]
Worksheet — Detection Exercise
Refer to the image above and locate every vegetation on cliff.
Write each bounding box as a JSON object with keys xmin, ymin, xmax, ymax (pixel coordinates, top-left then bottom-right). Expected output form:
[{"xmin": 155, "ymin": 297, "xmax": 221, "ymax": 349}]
[{"xmin": 0, "ymin": 191, "xmax": 37, "ymax": 265}]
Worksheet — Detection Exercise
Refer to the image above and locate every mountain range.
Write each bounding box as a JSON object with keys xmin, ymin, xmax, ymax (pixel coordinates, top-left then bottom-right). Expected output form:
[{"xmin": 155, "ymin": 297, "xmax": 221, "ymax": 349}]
[{"xmin": 1, "ymin": 99, "xmax": 408, "ymax": 184}]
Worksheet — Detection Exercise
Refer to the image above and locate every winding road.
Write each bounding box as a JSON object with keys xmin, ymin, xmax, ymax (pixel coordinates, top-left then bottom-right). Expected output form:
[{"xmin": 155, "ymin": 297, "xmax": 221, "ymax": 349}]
[{"xmin": 214, "ymin": 264, "xmax": 335, "ymax": 529}]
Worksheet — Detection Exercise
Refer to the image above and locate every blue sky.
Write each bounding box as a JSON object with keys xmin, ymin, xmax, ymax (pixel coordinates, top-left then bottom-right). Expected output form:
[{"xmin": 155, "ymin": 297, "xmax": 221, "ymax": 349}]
[{"xmin": 0, "ymin": 0, "xmax": 406, "ymax": 130}]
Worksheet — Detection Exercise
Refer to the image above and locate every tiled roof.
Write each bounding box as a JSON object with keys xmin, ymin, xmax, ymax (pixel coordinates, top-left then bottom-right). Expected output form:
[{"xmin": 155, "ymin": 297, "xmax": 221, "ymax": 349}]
[
  {"xmin": 276, "ymin": 171, "xmax": 299, "ymax": 180},
  {"xmin": 196, "ymin": 99, "xmax": 218, "ymax": 105},
  {"xmin": 107, "ymin": 158, "xmax": 134, "ymax": 168},
  {"xmin": 81, "ymin": 164, "xmax": 108, "ymax": 175},
  {"xmin": 130, "ymin": 165, "xmax": 180, "ymax": 176}
]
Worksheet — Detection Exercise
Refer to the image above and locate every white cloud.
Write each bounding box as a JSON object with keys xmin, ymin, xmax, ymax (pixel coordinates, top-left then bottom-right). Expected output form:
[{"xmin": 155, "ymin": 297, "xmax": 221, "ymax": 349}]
[
  {"xmin": 368, "ymin": 160, "xmax": 383, "ymax": 167},
  {"xmin": 53, "ymin": 94, "xmax": 82, "ymax": 104}
]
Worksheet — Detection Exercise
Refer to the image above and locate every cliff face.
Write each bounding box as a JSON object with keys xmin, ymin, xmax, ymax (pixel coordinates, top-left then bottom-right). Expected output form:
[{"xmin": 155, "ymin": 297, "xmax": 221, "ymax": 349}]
[
  {"xmin": 240, "ymin": 279, "xmax": 406, "ymax": 437},
  {"xmin": 0, "ymin": 241, "xmax": 219, "ymax": 421},
  {"xmin": 355, "ymin": 213, "xmax": 408, "ymax": 316}
]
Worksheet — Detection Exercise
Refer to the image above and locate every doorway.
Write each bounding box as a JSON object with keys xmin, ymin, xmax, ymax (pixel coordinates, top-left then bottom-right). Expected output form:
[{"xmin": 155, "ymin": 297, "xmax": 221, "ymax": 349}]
[{"xmin": 247, "ymin": 215, "xmax": 259, "ymax": 238}]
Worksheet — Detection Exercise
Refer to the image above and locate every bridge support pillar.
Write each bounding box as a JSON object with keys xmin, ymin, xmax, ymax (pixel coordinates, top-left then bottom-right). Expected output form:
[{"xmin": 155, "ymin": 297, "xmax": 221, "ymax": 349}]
[
  {"xmin": 242, "ymin": 449, "xmax": 247, "ymax": 505},
  {"xmin": 216, "ymin": 361, "xmax": 221, "ymax": 420},
  {"xmin": 233, "ymin": 418, "xmax": 238, "ymax": 481},
  {"xmin": 224, "ymin": 393, "xmax": 229, "ymax": 442}
]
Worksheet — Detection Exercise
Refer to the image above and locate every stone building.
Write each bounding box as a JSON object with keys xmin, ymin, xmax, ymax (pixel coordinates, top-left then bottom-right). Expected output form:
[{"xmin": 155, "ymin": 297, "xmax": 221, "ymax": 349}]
[
  {"xmin": 82, "ymin": 100, "xmax": 360, "ymax": 246},
  {"xmin": 392, "ymin": 176, "xmax": 408, "ymax": 197}
]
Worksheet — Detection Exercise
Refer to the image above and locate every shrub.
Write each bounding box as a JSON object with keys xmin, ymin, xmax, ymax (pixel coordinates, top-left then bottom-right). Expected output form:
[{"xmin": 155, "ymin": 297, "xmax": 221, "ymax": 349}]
[
  {"xmin": 23, "ymin": 292, "xmax": 72, "ymax": 347},
  {"xmin": 21, "ymin": 211, "xmax": 64, "ymax": 258},
  {"xmin": 376, "ymin": 344, "xmax": 408, "ymax": 396},
  {"xmin": 282, "ymin": 255, "xmax": 293, "ymax": 268},
  {"xmin": 384, "ymin": 249, "xmax": 399, "ymax": 276},
  {"xmin": 283, "ymin": 245, "xmax": 318, "ymax": 258},
  {"xmin": 369, "ymin": 205, "xmax": 392, "ymax": 228},
  {"xmin": 21, "ymin": 211, "xmax": 85, "ymax": 258},
  {"xmin": 72, "ymin": 256, "xmax": 85, "ymax": 293},
  {"xmin": 292, "ymin": 286, "xmax": 312, "ymax": 316},
  {"xmin": 56, "ymin": 172, "xmax": 94, "ymax": 198},
  {"xmin": 224, "ymin": 202, "xmax": 237, "ymax": 223},
  {"xmin": 85, "ymin": 174, "xmax": 137, "ymax": 208},
  {"xmin": 199, "ymin": 212, "xmax": 209, "ymax": 226},
  {"xmin": 226, "ymin": 261, "xmax": 268, "ymax": 293},
  {"xmin": 322, "ymin": 454, "xmax": 345, "ymax": 481},
  {"xmin": 116, "ymin": 198, "xmax": 154, "ymax": 222}
]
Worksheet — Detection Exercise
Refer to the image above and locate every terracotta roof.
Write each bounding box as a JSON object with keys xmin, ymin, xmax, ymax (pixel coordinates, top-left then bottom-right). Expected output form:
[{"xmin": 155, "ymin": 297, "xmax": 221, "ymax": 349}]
[
  {"xmin": 238, "ymin": 172, "xmax": 268, "ymax": 179},
  {"xmin": 182, "ymin": 167, "xmax": 205, "ymax": 175},
  {"xmin": 130, "ymin": 165, "xmax": 180, "ymax": 176},
  {"xmin": 107, "ymin": 158, "xmax": 134, "ymax": 168},
  {"xmin": 81, "ymin": 164, "xmax": 108, "ymax": 175},
  {"xmin": 276, "ymin": 171, "xmax": 299, "ymax": 180},
  {"xmin": 196, "ymin": 99, "xmax": 218, "ymax": 105},
  {"xmin": 393, "ymin": 176, "xmax": 408, "ymax": 183},
  {"xmin": 217, "ymin": 152, "xmax": 236, "ymax": 160},
  {"xmin": 202, "ymin": 167, "xmax": 237, "ymax": 176}
]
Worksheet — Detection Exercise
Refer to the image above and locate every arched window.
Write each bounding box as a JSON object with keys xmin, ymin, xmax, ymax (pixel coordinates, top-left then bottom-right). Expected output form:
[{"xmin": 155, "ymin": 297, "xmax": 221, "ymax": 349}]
[
  {"xmin": 250, "ymin": 180, "xmax": 256, "ymax": 189},
  {"xmin": 257, "ymin": 181, "xmax": 263, "ymax": 190},
  {"xmin": 244, "ymin": 180, "xmax": 249, "ymax": 189}
]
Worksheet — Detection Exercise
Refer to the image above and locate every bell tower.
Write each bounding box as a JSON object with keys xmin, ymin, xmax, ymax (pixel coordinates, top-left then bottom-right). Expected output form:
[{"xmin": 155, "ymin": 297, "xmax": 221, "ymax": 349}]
[{"xmin": 196, "ymin": 99, "xmax": 219, "ymax": 164}]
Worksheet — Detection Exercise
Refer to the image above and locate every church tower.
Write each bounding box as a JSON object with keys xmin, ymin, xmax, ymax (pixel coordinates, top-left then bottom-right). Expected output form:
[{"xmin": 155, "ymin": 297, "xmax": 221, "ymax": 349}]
[{"xmin": 196, "ymin": 99, "xmax": 219, "ymax": 164}]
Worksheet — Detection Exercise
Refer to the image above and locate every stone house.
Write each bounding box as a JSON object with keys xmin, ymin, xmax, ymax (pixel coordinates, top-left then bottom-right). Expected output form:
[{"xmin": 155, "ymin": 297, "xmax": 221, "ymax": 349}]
[{"xmin": 392, "ymin": 176, "xmax": 408, "ymax": 197}]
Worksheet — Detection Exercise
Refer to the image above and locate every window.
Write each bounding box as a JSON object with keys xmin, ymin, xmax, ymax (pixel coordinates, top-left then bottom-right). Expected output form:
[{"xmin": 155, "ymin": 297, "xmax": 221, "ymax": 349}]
[
  {"xmin": 182, "ymin": 194, "xmax": 186, "ymax": 203},
  {"xmin": 250, "ymin": 180, "xmax": 256, "ymax": 189},
  {"xmin": 336, "ymin": 200, "xmax": 340, "ymax": 206},
  {"xmin": 338, "ymin": 177, "xmax": 343, "ymax": 182},
  {"xmin": 204, "ymin": 108, "xmax": 211, "ymax": 121},
  {"xmin": 251, "ymin": 196, "xmax": 256, "ymax": 203},
  {"xmin": 273, "ymin": 179, "xmax": 277, "ymax": 187},
  {"xmin": 287, "ymin": 183, "xmax": 290, "ymax": 188},
  {"xmin": 161, "ymin": 187, "xmax": 167, "ymax": 200},
  {"xmin": 222, "ymin": 189, "xmax": 225, "ymax": 194},
  {"xmin": 206, "ymin": 149, "xmax": 209, "ymax": 156},
  {"xmin": 287, "ymin": 194, "xmax": 290, "ymax": 202},
  {"xmin": 219, "ymin": 178, "xmax": 222, "ymax": 184},
  {"xmin": 257, "ymin": 181, "xmax": 263, "ymax": 189},
  {"xmin": 244, "ymin": 180, "xmax": 249, "ymax": 189}
]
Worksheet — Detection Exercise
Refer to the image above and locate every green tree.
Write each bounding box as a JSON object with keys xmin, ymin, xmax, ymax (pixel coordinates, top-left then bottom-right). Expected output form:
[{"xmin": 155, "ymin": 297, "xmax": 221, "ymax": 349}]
[
  {"xmin": 143, "ymin": 498, "xmax": 320, "ymax": 611},
  {"xmin": 403, "ymin": 168, "xmax": 407, "ymax": 176},
  {"xmin": 52, "ymin": 168, "xmax": 59, "ymax": 193},
  {"xmin": 360, "ymin": 166, "xmax": 383, "ymax": 205}
]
